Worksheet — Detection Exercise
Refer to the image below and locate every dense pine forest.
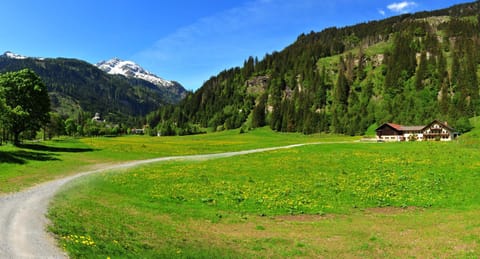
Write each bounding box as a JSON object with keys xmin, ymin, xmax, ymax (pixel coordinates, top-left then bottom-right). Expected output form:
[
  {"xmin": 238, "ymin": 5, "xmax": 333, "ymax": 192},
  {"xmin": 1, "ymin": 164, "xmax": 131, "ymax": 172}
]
[{"xmin": 147, "ymin": 1, "xmax": 480, "ymax": 136}]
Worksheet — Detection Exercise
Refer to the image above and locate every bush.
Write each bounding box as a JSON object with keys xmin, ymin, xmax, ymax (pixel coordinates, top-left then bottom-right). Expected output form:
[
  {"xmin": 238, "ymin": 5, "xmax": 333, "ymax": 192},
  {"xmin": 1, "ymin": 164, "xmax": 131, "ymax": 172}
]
[
  {"xmin": 408, "ymin": 134, "xmax": 418, "ymax": 141},
  {"xmin": 455, "ymin": 117, "xmax": 473, "ymax": 133}
]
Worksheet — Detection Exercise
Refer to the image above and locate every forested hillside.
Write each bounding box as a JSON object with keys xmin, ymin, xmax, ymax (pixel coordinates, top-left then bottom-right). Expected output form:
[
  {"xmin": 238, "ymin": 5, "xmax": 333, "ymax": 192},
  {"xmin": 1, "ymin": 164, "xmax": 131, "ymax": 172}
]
[
  {"xmin": 148, "ymin": 1, "xmax": 480, "ymax": 136},
  {"xmin": 0, "ymin": 57, "xmax": 185, "ymax": 124}
]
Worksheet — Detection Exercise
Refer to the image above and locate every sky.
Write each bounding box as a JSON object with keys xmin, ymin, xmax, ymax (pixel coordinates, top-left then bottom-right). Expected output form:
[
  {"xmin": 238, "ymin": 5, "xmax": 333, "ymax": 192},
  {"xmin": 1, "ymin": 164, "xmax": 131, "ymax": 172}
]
[{"xmin": 0, "ymin": 0, "xmax": 472, "ymax": 90}]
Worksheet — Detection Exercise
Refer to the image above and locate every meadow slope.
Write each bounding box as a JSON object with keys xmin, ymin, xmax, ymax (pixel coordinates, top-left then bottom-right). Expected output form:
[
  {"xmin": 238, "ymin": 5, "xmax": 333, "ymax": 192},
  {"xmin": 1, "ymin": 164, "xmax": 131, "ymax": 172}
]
[
  {"xmin": 1, "ymin": 141, "xmax": 335, "ymax": 258},
  {"xmin": 47, "ymin": 125, "xmax": 480, "ymax": 258},
  {"xmin": 0, "ymin": 128, "xmax": 344, "ymax": 194}
]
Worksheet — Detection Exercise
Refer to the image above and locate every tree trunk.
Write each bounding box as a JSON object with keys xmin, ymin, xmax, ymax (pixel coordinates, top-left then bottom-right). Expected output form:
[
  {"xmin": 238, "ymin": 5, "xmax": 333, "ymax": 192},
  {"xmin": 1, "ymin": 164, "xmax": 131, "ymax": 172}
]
[{"xmin": 13, "ymin": 131, "xmax": 20, "ymax": 146}]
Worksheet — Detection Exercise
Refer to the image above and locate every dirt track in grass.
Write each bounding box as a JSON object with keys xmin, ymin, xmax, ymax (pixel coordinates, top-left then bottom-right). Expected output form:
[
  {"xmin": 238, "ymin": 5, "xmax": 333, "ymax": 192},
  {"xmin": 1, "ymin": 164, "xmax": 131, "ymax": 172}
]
[{"xmin": 0, "ymin": 142, "xmax": 344, "ymax": 258}]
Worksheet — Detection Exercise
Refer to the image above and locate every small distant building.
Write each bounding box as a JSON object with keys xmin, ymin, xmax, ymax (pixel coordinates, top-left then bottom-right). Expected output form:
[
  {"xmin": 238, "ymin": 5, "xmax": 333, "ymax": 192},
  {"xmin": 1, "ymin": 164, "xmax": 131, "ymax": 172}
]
[
  {"xmin": 92, "ymin": 112, "xmax": 105, "ymax": 123},
  {"xmin": 376, "ymin": 120, "xmax": 458, "ymax": 142},
  {"xmin": 131, "ymin": 128, "xmax": 145, "ymax": 135}
]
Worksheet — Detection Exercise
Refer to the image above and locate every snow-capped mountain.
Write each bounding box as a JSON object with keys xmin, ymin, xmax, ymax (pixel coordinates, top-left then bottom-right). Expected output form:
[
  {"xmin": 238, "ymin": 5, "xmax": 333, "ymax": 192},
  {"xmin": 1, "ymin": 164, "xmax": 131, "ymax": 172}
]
[
  {"xmin": 1, "ymin": 53, "xmax": 187, "ymax": 119},
  {"xmin": 2, "ymin": 51, "xmax": 45, "ymax": 60},
  {"xmin": 2, "ymin": 51, "xmax": 28, "ymax": 60},
  {"xmin": 95, "ymin": 58, "xmax": 177, "ymax": 89}
]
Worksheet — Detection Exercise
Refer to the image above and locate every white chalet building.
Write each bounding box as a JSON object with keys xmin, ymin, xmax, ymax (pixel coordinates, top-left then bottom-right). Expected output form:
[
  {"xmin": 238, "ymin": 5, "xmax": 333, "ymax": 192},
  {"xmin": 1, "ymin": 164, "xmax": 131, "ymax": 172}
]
[{"xmin": 376, "ymin": 120, "xmax": 458, "ymax": 142}]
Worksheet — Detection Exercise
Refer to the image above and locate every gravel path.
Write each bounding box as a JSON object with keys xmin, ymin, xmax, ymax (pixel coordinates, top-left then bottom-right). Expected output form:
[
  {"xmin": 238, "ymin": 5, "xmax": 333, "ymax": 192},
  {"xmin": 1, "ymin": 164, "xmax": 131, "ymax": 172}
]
[{"xmin": 0, "ymin": 142, "xmax": 341, "ymax": 258}]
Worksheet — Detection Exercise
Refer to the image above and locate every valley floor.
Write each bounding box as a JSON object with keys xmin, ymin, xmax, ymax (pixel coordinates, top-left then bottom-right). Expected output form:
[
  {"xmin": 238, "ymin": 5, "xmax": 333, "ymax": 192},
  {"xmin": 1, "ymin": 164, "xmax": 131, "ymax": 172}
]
[
  {"xmin": 0, "ymin": 132, "xmax": 345, "ymax": 258},
  {"xmin": 1, "ymin": 127, "xmax": 480, "ymax": 258}
]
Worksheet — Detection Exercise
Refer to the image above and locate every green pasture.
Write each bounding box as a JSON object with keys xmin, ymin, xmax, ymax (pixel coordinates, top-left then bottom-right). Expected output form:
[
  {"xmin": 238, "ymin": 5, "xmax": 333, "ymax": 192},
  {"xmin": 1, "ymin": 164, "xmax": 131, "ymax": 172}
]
[
  {"xmin": 0, "ymin": 128, "xmax": 348, "ymax": 193},
  {"xmin": 0, "ymin": 139, "xmax": 96, "ymax": 193},
  {"xmin": 48, "ymin": 129, "xmax": 480, "ymax": 258},
  {"xmin": 3, "ymin": 124, "xmax": 480, "ymax": 257}
]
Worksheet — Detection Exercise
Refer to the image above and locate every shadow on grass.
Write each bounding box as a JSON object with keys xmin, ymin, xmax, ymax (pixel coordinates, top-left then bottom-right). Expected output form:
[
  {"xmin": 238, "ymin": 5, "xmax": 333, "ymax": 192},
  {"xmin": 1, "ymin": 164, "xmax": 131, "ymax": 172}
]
[
  {"xmin": 17, "ymin": 144, "xmax": 95, "ymax": 153},
  {"xmin": 0, "ymin": 143, "xmax": 96, "ymax": 164},
  {"xmin": 0, "ymin": 150, "xmax": 60, "ymax": 164}
]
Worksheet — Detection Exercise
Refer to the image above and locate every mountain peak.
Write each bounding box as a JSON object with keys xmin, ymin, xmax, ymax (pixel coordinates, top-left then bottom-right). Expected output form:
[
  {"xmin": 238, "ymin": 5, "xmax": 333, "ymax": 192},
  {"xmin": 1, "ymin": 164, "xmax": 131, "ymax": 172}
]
[
  {"xmin": 2, "ymin": 51, "xmax": 46, "ymax": 61},
  {"xmin": 2, "ymin": 51, "xmax": 28, "ymax": 60},
  {"xmin": 95, "ymin": 58, "xmax": 175, "ymax": 88}
]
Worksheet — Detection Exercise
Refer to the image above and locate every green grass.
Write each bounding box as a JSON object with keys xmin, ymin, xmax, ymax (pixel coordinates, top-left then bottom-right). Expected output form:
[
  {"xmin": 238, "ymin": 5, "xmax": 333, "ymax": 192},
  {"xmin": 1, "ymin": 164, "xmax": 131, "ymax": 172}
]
[
  {"xmin": 48, "ymin": 138, "xmax": 480, "ymax": 258},
  {"xmin": 4, "ymin": 125, "xmax": 480, "ymax": 257},
  {"xmin": 316, "ymin": 40, "xmax": 392, "ymax": 70},
  {"xmin": 364, "ymin": 123, "xmax": 379, "ymax": 137},
  {"xmin": 0, "ymin": 128, "xmax": 351, "ymax": 193},
  {"xmin": 0, "ymin": 138, "xmax": 97, "ymax": 193},
  {"xmin": 82, "ymin": 127, "xmax": 354, "ymax": 159}
]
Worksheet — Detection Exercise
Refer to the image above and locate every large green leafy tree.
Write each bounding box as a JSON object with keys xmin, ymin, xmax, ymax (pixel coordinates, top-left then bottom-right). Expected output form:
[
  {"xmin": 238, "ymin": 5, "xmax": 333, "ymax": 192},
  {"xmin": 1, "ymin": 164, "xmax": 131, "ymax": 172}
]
[
  {"xmin": 0, "ymin": 94, "xmax": 6, "ymax": 144},
  {"xmin": 0, "ymin": 69, "xmax": 51, "ymax": 144}
]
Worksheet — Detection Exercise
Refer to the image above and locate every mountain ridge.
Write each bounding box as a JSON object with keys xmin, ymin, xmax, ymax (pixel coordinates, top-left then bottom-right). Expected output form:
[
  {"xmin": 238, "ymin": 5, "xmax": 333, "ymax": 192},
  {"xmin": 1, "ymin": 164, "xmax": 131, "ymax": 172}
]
[
  {"xmin": 146, "ymin": 1, "xmax": 480, "ymax": 135},
  {"xmin": 0, "ymin": 52, "xmax": 187, "ymax": 124},
  {"xmin": 96, "ymin": 58, "xmax": 183, "ymax": 90},
  {"xmin": 95, "ymin": 57, "xmax": 187, "ymax": 101}
]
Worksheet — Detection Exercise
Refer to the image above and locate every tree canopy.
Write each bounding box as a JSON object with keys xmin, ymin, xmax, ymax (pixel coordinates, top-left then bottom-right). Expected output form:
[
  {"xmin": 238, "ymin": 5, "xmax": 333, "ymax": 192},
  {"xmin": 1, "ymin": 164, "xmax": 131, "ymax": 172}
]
[{"xmin": 0, "ymin": 69, "xmax": 51, "ymax": 144}]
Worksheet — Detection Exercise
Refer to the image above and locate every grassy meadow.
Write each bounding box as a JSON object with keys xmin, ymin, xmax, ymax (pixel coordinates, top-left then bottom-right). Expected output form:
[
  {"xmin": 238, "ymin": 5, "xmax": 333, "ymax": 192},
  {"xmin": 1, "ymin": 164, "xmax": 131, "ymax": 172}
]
[
  {"xmin": 0, "ymin": 128, "xmax": 343, "ymax": 193},
  {"xmin": 2, "ymin": 125, "xmax": 480, "ymax": 257},
  {"xmin": 44, "ymin": 124, "xmax": 480, "ymax": 258}
]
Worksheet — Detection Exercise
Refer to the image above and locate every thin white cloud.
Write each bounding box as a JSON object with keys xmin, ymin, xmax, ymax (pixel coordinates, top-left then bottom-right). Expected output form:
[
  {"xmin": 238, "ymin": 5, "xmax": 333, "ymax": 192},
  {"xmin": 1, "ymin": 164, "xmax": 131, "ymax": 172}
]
[
  {"xmin": 135, "ymin": 0, "xmax": 320, "ymax": 89},
  {"xmin": 378, "ymin": 9, "xmax": 386, "ymax": 16},
  {"xmin": 137, "ymin": 0, "xmax": 280, "ymax": 63},
  {"xmin": 387, "ymin": 1, "xmax": 417, "ymax": 13}
]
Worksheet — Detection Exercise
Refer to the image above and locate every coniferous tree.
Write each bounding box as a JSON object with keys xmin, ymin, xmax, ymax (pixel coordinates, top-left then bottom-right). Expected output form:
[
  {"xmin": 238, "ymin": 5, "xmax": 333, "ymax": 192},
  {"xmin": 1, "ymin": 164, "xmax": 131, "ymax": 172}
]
[
  {"xmin": 358, "ymin": 78, "xmax": 374, "ymax": 132},
  {"xmin": 252, "ymin": 93, "xmax": 267, "ymax": 128},
  {"xmin": 0, "ymin": 95, "xmax": 6, "ymax": 144},
  {"xmin": 451, "ymin": 47, "xmax": 460, "ymax": 88},
  {"xmin": 438, "ymin": 52, "xmax": 451, "ymax": 117},
  {"xmin": 346, "ymin": 88, "xmax": 361, "ymax": 136},
  {"xmin": 478, "ymin": 12, "xmax": 480, "ymax": 31},
  {"xmin": 269, "ymin": 78, "xmax": 284, "ymax": 131},
  {"xmin": 356, "ymin": 44, "xmax": 367, "ymax": 81},
  {"xmin": 464, "ymin": 41, "xmax": 479, "ymax": 115},
  {"xmin": 451, "ymin": 36, "xmax": 479, "ymax": 118},
  {"xmin": 285, "ymin": 100, "xmax": 296, "ymax": 132},
  {"xmin": 331, "ymin": 57, "xmax": 350, "ymax": 133},
  {"xmin": 385, "ymin": 32, "xmax": 417, "ymax": 96},
  {"xmin": 314, "ymin": 66, "xmax": 328, "ymax": 110},
  {"xmin": 243, "ymin": 56, "xmax": 255, "ymax": 79},
  {"xmin": 415, "ymin": 51, "xmax": 427, "ymax": 90},
  {"xmin": 345, "ymin": 52, "xmax": 356, "ymax": 84}
]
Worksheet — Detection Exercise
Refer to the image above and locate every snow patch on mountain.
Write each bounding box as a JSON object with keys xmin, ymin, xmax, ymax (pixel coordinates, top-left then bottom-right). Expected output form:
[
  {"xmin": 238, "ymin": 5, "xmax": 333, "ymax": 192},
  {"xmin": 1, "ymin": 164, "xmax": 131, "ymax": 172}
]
[
  {"xmin": 2, "ymin": 51, "xmax": 45, "ymax": 60},
  {"xmin": 96, "ymin": 58, "xmax": 175, "ymax": 88},
  {"xmin": 3, "ymin": 51, "xmax": 28, "ymax": 60}
]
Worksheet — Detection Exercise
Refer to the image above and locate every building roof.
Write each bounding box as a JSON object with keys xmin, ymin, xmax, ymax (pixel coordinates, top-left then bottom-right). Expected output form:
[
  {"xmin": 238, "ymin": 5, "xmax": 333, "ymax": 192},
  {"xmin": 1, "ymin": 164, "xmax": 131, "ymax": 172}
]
[
  {"xmin": 386, "ymin": 123, "xmax": 402, "ymax": 131},
  {"xmin": 400, "ymin": 125, "xmax": 424, "ymax": 131},
  {"xmin": 378, "ymin": 123, "xmax": 423, "ymax": 132},
  {"xmin": 424, "ymin": 120, "xmax": 455, "ymax": 131},
  {"xmin": 376, "ymin": 120, "xmax": 455, "ymax": 133}
]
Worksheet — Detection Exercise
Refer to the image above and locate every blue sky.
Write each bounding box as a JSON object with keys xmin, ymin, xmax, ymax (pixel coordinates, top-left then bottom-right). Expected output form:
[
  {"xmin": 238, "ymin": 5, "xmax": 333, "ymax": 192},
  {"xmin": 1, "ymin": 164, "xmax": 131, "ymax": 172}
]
[{"xmin": 0, "ymin": 0, "xmax": 471, "ymax": 90}]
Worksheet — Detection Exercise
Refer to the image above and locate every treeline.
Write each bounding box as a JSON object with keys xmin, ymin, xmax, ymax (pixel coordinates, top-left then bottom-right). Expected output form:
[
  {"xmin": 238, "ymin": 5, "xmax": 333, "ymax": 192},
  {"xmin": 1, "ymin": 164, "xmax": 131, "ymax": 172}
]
[
  {"xmin": 147, "ymin": 2, "xmax": 479, "ymax": 136},
  {"xmin": 0, "ymin": 57, "xmax": 183, "ymax": 123},
  {"xmin": 0, "ymin": 69, "xmax": 146, "ymax": 144},
  {"xmin": 0, "ymin": 56, "xmax": 189, "ymax": 141},
  {"xmin": 43, "ymin": 111, "xmax": 138, "ymax": 139}
]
